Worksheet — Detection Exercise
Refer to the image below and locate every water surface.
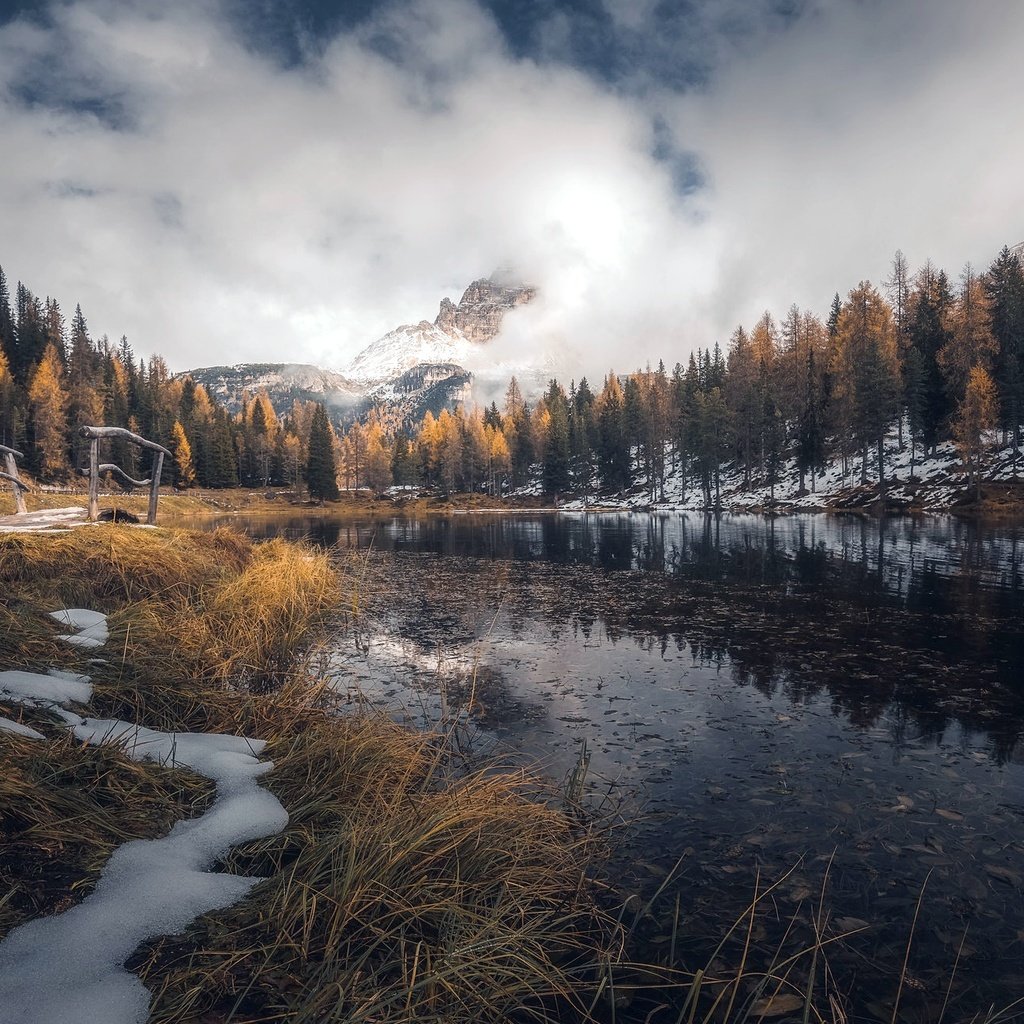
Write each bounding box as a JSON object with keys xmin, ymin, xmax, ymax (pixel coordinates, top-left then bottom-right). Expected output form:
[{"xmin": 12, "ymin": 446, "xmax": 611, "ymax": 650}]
[{"xmin": 187, "ymin": 512, "xmax": 1024, "ymax": 1022}]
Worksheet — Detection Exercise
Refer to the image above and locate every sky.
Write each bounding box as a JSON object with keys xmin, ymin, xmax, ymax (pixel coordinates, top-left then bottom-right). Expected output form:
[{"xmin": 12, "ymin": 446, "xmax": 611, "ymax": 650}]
[{"xmin": 0, "ymin": 0, "xmax": 1022, "ymax": 381}]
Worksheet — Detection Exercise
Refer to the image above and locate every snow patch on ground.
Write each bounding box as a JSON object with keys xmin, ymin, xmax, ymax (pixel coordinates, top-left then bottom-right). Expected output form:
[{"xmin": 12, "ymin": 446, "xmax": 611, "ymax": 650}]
[
  {"xmin": 550, "ymin": 428, "xmax": 1022, "ymax": 514},
  {"xmin": 0, "ymin": 717, "xmax": 44, "ymax": 739},
  {"xmin": 0, "ymin": 668, "xmax": 94, "ymax": 707},
  {"xmin": 0, "ymin": 506, "xmax": 89, "ymax": 532},
  {"xmin": 50, "ymin": 607, "xmax": 110, "ymax": 648},
  {"xmin": 0, "ymin": 608, "xmax": 288, "ymax": 1024}
]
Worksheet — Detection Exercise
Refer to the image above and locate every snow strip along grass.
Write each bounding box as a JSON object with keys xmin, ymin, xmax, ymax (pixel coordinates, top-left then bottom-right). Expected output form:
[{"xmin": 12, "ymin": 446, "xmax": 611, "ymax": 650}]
[{"xmin": 0, "ymin": 610, "xmax": 289, "ymax": 1024}]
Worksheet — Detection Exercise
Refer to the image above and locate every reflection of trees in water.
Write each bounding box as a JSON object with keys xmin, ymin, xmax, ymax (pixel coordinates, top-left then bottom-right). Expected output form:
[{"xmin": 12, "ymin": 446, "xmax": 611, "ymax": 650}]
[
  {"xmin": 360, "ymin": 544, "xmax": 1024, "ymax": 764},
  {"xmin": 209, "ymin": 512, "xmax": 1024, "ymax": 761}
]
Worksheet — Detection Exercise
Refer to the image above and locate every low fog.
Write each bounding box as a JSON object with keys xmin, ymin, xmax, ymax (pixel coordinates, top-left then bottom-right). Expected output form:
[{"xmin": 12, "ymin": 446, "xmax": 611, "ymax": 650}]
[{"xmin": 0, "ymin": 0, "xmax": 1021, "ymax": 385}]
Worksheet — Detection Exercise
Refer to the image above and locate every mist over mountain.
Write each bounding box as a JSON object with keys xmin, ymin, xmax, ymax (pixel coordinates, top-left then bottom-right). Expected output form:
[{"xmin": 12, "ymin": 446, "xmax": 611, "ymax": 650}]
[{"xmin": 183, "ymin": 274, "xmax": 538, "ymax": 426}]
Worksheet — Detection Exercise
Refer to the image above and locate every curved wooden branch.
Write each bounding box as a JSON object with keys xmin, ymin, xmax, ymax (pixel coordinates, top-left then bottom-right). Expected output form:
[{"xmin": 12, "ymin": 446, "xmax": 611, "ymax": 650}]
[
  {"xmin": 79, "ymin": 465, "xmax": 152, "ymax": 488},
  {"xmin": 0, "ymin": 444, "xmax": 23, "ymax": 459},
  {"xmin": 78, "ymin": 425, "xmax": 172, "ymax": 458},
  {"xmin": 0, "ymin": 471, "xmax": 29, "ymax": 491}
]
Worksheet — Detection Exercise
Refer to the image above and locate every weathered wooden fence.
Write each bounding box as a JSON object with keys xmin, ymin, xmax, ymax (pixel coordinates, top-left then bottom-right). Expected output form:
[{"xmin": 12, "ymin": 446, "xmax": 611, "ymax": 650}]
[
  {"xmin": 79, "ymin": 426, "xmax": 172, "ymax": 525},
  {"xmin": 0, "ymin": 444, "xmax": 28, "ymax": 514}
]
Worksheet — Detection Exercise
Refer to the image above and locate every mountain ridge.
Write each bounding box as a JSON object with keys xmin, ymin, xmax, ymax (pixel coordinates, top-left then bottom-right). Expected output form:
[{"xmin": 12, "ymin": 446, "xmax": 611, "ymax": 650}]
[{"xmin": 181, "ymin": 274, "xmax": 536, "ymax": 426}]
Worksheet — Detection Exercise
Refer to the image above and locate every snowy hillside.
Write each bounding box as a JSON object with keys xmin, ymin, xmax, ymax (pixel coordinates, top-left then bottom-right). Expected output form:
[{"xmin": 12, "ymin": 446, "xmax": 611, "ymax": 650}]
[
  {"xmin": 344, "ymin": 321, "xmax": 477, "ymax": 385},
  {"xmin": 551, "ymin": 426, "xmax": 1023, "ymax": 514}
]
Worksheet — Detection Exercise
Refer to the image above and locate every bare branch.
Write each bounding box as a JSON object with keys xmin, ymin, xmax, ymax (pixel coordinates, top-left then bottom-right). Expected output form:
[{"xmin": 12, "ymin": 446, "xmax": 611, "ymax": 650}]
[{"xmin": 78, "ymin": 425, "xmax": 172, "ymax": 457}]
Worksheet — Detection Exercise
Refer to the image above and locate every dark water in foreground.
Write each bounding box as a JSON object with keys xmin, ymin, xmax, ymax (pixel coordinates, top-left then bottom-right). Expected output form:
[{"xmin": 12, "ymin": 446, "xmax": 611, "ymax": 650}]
[{"xmin": 185, "ymin": 512, "xmax": 1024, "ymax": 1022}]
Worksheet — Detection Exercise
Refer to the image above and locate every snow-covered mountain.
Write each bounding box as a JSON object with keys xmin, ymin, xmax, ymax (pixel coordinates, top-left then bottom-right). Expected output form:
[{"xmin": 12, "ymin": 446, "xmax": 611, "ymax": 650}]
[
  {"xmin": 343, "ymin": 275, "xmax": 536, "ymax": 387},
  {"xmin": 182, "ymin": 274, "xmax": 536, "ymax": 426}
]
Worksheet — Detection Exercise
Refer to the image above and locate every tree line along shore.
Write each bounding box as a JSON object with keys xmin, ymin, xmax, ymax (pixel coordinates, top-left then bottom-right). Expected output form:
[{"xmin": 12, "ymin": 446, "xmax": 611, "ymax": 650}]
[{"xmin": 2, "ymin": 243, "xmax": 1022, "ymax": 510}]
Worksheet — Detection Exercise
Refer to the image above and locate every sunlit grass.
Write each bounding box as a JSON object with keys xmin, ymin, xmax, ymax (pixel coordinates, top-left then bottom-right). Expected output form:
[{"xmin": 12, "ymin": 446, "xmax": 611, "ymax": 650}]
[{"xmin": 1, "ymin": 524, "xmax": 621, "ymax": 1023}]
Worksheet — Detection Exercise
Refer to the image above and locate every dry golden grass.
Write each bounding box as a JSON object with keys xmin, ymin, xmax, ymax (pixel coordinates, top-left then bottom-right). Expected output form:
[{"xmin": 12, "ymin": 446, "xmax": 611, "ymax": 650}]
[
  {"xmin": 0, "ymin": 525, "xmax": 252, "ymax": 607},
  {"xmin": 119, "ymin": 538, "xmax": 338, "ymax": 687},
  {"xmin": 136, "ymin": 712, "xmax": 619, "ymax": 1024},
  {"xmin": 1, "ymin": 524, "xmax": 620, "ymax": 1023}
]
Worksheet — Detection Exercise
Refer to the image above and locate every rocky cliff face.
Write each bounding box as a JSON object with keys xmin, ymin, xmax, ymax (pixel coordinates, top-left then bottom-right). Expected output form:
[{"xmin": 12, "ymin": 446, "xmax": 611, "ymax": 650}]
[
  {"xmin": 344, "ymin": 273, "xmax": 535, "ymax": 384},
  {"xmin": 433, "ymin": 277, "xmax": 536, "ymax": 343}
]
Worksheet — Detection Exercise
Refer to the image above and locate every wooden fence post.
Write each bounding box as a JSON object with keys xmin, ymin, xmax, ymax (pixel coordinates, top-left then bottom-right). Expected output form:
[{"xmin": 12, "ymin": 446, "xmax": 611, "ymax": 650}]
[
  {"xmin": 148, "ymin": 451, "xmax": 164, "ymax": 525},
  {"xmin": 88, "ymin": 438, "xmax": 100, "ymax": 521},
  {"xmin": 3, "ymin": 451, "xmax": 27, "ymax": 514}
]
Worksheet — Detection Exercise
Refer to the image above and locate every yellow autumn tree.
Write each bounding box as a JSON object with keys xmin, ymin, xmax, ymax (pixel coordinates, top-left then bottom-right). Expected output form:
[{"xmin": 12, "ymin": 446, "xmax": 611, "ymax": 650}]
[
  {"xmin": 170, "ymin": 419, "xmax": 196, "ymax": 488},
  {"xmin": 954, "ymin": 365, "xmax": 999, "ymax": 497},
  {"xmin": 938, "ymin": 267, "xmax": 998, "ymax": 405},
  {"xmin": 416, "ymin": 411, "xmax": 443, "ymax": 486},
  {"xmin": 362, "ymin": 421, "xmax": 393, "ymax": 494},
  {"xmin": 27, "ymin": 343, "xmax": 69, "ymax": 480},
  {"xmin": 486, "ymin": 424, "xmax": 511, "ymax": 495},
  {"xmin": 0, "ymin": 343, "xmax": 17, "ymax": 449}
]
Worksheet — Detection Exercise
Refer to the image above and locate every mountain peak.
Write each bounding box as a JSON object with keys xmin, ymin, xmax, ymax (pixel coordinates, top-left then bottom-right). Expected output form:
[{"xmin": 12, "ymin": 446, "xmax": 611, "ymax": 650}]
[{"xmin": 433, "ymin": 274, "xmax": 536, "ymax": 343}]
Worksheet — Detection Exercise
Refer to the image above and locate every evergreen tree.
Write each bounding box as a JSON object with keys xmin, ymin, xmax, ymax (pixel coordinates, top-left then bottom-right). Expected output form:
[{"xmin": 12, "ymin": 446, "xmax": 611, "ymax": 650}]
[
  {"xmin": 796, "ymin": 347, "xmax": 826, "ymax": 493},
  {"xmin": 597, "ymin": 373, "xmax": 630, "ymax": 493},
  {"xmin": 541, "ymin": 380, "xmax": 571, "ymax": 497},
  {"xmin": 985, "ymin": 245, "xmax": 1024, "ymax": 452},
  {"xmin": 903, "ymin": 345, "xmax": 927, "ymax": 479},
  {"xmin": 306, "ymin": 403, "xmax": 339, "ymax": 501},
  {"xmin": 908, "ymin": 264, "xmax": 952, "ymax": 450},
  {"xmin": 0, "ymin": 266, "xmax": 15, "ymax": 375},
  {"xmin": 0, "ymin": 343, "xmax": 18, "ymax": 449},
  {"xmin": 391, "ymin": 433, "xmax": 419, "ymax": 486},
  {"xmin": 12, "ymin": 284, "xmax": 45, "ymax": 385}
]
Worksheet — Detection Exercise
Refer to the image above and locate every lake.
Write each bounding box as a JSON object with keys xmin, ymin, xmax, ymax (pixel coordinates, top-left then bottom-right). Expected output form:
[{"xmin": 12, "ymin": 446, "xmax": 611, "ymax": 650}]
[{"xmin": 185, "ymin": 511, "xmax": 1024, "ymax": 1022}]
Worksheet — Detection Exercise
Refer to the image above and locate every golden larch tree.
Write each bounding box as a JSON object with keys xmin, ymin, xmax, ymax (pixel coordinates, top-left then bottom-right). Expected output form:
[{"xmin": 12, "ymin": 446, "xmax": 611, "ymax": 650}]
[
  {"xmin": 954, "ymin": 365, "xmax": 999, "ymax": 497},
  {"xmin": 27, "ymin": 343, "xmax": 69, "ymax": 480}
]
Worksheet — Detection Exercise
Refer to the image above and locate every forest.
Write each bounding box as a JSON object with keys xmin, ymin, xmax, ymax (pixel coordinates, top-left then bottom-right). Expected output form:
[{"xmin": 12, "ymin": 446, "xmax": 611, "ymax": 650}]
[{"xmin": 1, "ymin": 243, "xmax": 1022, "ymax": 504}]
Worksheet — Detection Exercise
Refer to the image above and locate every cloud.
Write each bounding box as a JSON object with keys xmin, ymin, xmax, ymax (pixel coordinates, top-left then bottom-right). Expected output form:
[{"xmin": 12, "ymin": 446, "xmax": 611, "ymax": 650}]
[
  {"xmin": 0, "ymin": 0, "xmax": 1021, "ymax": 388},
  {"xmin": 666, "ymin": 0, "xmax": 1024, "ymax": 332}
]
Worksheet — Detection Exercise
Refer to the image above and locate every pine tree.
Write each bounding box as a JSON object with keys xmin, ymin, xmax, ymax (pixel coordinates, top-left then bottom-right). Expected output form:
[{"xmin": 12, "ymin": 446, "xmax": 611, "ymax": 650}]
[
  {"xmin": 0, "ymin": 267, "xmax": 17, "ymax": 379},
  {"xmin": 0, "ymin": 343, "xmax": 18, "ymax": 449},
  {"xmin": 391, "ymin": 433, "xmax": 419, "ymax": 486},
  {"xmin": 796, "ymin": 347, "xmax": 826, "ymax": 493},
  {"xmin": 306, "ymin": 403, "xmax": 339, "ymax": 501},
  {"xmin": 541, "ymin": 380, "xmax": 571, "ymax": 497},
  {"xmin": 908, "ymin": 264, "xmax": 952, "ymax": 450},
  {"xmin": 66, "ymin": 303, "xmax": 103, "ymax": 471},
  {"xmin": 12, "ymin": 284, "xmax": 46, "ymax": 386},
  {"xmin": 985, "ymin": 245, "xmax": 1024, "ymax": 454},
  {"xmin": 903, "ymin": 346, "xmax": 927, "ymax": 480},
  {"xmin": 597, "ymin": 373, "xmax": 630, "ymax": 493}
]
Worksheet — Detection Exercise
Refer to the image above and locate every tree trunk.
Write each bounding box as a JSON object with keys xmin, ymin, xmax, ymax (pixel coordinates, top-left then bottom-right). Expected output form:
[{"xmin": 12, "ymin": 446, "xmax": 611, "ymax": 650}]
[{"xmin": 877, "ymin": 435, "xmax": 885, "ymax": 497}]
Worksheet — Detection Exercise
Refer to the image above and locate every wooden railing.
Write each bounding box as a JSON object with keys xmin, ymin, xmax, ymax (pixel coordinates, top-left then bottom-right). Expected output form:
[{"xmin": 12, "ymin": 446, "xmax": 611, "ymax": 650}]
[
  {"xmin": 79, "ymin": 426, "xmax": 172, "ymax": 525},
  {"xmin": 0, "ymin": 444, "xmax": 28, "ymax": 514}
]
